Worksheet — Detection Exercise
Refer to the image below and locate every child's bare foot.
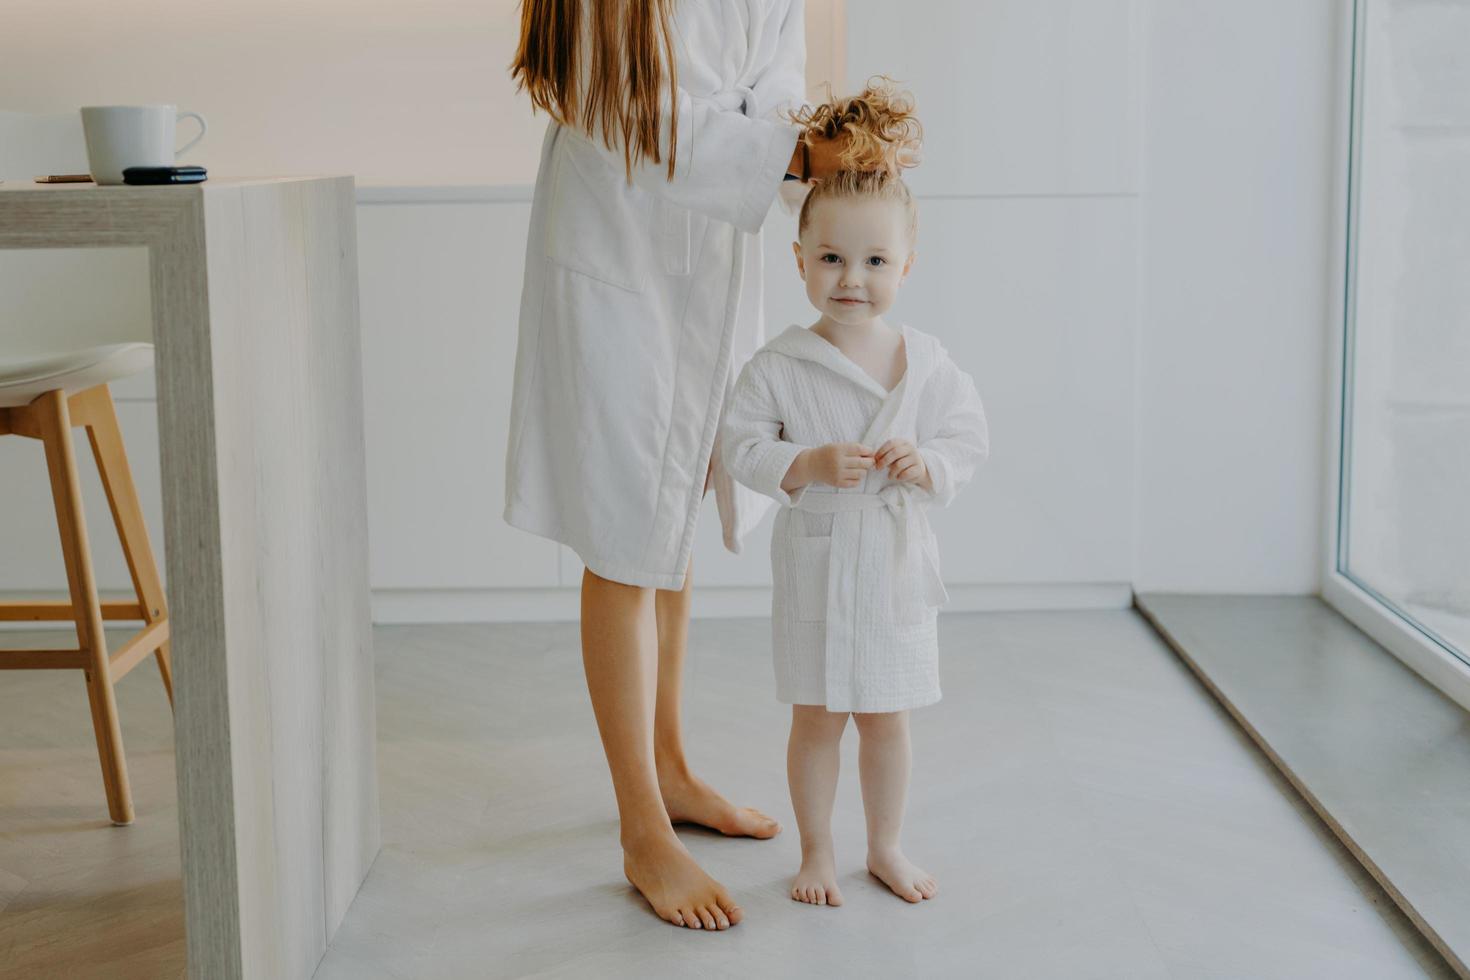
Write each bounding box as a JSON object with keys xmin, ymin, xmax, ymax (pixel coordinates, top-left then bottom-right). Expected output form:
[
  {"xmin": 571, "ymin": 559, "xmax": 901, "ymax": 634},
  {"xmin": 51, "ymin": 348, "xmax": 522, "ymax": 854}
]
[
  {"xmin": 790, "ymin": 845, "xmax": 843, "ymax": 906},
  {"xmin": 659, "ymin": 769, "xmax": 781, "ymax": 839},
  {"xmin": 623, "ymin": 832, "xmax": 743, "ymax": 930},
  {"xmin": 867, "ymin": 847, "xmax": 937, "ymax": 903}
]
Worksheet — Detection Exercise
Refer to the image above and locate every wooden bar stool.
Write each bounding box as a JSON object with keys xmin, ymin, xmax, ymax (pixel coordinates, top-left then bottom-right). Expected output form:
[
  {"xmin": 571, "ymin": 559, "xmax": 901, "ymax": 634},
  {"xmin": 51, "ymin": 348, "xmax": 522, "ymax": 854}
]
[{"xmin": 0, "ymin": 343, "xmax": 172, "ymax": 825}]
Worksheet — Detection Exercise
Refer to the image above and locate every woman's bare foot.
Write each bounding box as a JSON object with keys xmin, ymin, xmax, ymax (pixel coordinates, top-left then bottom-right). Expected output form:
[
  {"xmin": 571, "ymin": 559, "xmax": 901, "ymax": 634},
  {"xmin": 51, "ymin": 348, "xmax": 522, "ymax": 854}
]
[
  {"xmin": 659, "ymin": 769, "xmax": 782, "ymax": 839},
  {"xmin": 790, "ymin": 844, "xmax": 843, "ymax": 906},
  {"xmin": 867, "ymin": 847, "xmax": 937, "ymax": 903},
  {"xmin": 623, "ymin": 832, "xmax": 743, "ymax": 930}
]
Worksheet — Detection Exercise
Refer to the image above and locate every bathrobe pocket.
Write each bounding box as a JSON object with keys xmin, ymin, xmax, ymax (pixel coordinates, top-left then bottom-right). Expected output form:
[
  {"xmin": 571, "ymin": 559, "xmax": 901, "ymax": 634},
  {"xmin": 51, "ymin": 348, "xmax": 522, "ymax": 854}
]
[
  {"xmin": 792, "ymin": 535, "xmax": 831, "ymax": 623},
  {"xmin": 544, "ymin": 136, "xmax": 651, "ymax": 292}
]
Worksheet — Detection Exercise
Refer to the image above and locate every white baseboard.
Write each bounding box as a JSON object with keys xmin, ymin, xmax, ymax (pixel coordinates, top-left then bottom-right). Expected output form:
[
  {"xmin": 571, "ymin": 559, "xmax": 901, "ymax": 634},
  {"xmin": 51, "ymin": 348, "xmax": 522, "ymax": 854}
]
[
  {"xmin": 369, "ymin": 582, "xmax": 1134, "ymax": 625},
  {"xmin": 2, "ymin": 583, "xmax": 1134, "ymax": 631}
]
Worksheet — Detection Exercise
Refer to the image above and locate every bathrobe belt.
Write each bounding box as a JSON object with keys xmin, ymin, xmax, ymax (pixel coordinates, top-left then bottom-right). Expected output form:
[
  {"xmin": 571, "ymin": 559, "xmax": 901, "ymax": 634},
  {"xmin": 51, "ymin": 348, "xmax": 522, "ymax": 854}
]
[
  {"xmin": 702, "ymin": 85, "xmax": 761, "ymax": 119},
  {"xmin": 797, "ymin": 486, "xmax": 950, "ymax": 610}
]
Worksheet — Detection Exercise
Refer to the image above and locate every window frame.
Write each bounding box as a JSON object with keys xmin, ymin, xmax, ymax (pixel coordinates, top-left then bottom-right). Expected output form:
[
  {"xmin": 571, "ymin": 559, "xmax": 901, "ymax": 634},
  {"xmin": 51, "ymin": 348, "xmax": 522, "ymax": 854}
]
[{"xmin": 1322, "ymin": 0, "xmax": 1470, "ymax": 713}]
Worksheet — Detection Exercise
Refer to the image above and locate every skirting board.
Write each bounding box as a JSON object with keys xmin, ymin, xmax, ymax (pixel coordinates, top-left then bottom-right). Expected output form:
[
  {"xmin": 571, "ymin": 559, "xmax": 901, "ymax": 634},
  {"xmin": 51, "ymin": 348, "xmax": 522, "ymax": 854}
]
[
  {"xmin": 369, "ymin": 582, "xmax": 1133, "ymax": 625},
  {"xmin": 3, "ymin": 583, "xmax": 1132, "ymax": 629}
]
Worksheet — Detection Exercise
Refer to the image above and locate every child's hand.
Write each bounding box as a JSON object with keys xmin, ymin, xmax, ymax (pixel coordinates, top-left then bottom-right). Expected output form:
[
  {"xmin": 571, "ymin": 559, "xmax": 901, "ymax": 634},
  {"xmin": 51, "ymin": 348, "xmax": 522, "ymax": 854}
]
[
  {"xmin": 874, "ymin": 439, "xmax": 929, "ymax": 487},
  {"xmin": 809, "ymin": 442, "xmax": 875, "ymax": 488}
]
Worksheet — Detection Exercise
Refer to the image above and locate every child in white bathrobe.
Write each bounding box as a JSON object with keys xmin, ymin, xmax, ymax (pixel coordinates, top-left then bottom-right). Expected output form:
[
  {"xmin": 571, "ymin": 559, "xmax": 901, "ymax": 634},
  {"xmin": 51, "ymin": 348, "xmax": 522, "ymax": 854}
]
[{"xmin": 723, "ymin": 162, "xmax": 989, "ymax": 907}]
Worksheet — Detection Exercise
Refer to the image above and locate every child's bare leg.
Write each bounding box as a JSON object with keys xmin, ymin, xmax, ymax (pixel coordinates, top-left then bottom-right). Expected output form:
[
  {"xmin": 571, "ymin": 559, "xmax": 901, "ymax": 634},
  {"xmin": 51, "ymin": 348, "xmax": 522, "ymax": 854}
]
[
  {"xmin": 653, "ymin": 556, "xmax": 781, "ymax": 839},
  {"xmin": 788, "ymin": 705, "xmax": 850, "ymax": 906},
  {"xmin": 581, "ymin": 568, "xmax": 741, "ymax": 930},
  {"xmin": 853, "ymin": 710, "xmax": 937, "ymax": 903}
]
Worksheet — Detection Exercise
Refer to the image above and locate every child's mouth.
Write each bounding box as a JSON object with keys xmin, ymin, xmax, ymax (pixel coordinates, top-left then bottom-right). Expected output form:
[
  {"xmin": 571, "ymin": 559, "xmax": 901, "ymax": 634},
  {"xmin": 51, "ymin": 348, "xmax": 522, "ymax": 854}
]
[{"xmin": 833, "ymin": 298, "xmax": 867, "ymax": 306}]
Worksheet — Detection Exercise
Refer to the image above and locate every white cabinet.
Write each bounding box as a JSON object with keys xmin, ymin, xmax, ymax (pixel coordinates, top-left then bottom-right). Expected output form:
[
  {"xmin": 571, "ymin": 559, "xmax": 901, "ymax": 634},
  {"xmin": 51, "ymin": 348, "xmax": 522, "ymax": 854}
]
[{"xmin": 356, "ymin": 199, "xmax": 561, "ymax": 590}]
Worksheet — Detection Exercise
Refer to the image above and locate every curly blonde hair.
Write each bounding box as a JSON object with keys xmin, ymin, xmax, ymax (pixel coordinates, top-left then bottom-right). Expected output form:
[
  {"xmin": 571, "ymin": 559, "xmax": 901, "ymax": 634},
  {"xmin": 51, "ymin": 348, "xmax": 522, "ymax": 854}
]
[{"xmin": 787, "ymin": 76, "xmax": 923, "ymax": 175}]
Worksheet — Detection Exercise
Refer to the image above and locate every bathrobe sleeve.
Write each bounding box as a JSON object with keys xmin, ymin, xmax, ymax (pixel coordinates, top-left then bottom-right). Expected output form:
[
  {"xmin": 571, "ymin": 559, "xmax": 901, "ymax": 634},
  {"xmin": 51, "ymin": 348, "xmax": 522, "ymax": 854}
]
[
  {"xmin": 722, "ymin": 357, "xmax": 811, "ymax": 507},
  {"xmin": 753, "ymin": 0, "xmax": 812, "ymax": 218},
  {"xmin": 752, "ymin": 0, "xmax": 808, "ymax": 126},
  {"xmin": 917, "ymin": 352, "xmax": 990, "ymax": 508},
  {"xmin": 567, "ymin": 1, "xmax": 804, "ymax": 234}
]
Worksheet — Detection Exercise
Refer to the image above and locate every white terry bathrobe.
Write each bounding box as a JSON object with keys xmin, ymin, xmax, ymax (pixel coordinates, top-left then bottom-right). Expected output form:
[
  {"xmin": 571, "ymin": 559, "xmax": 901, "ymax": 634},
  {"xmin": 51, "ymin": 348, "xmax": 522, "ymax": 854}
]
[
  {"xmin": 503, "ymin": 0, "xmax": 806, "ymax": 589},
  {"xmin": 723, "ymin": 325, "xmax": 990, "ymax": 712}
]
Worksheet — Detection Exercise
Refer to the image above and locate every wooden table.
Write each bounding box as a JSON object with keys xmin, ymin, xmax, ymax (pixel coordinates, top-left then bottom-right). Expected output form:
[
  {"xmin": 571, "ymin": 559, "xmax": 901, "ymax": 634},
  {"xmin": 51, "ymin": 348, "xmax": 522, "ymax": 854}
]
[{"xmin": 0, "ymin": 177, "xmax": 381, "ymax": 979}]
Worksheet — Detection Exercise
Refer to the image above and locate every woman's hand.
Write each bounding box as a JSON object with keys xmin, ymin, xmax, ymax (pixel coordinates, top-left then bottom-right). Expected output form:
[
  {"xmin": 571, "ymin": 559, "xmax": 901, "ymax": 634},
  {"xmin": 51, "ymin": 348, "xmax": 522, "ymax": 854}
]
[
  {"xmin": 874, "ymin": 439, "xmax": 931, "ymax": 490},
  {"xmin": 788, "ymin": 132, "xmax": 858, "ymax": 182},
  {"xmin": 783, "ymin": 442, "xmax": 875, "ymax": 491}
]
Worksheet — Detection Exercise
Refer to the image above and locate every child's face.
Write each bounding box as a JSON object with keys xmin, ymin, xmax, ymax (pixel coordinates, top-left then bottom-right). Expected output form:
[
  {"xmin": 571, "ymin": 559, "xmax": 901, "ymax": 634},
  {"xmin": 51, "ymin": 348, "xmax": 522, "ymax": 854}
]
[{"xmin": 793, "ymin": 197, "xmax": 915, "ymax": 326}]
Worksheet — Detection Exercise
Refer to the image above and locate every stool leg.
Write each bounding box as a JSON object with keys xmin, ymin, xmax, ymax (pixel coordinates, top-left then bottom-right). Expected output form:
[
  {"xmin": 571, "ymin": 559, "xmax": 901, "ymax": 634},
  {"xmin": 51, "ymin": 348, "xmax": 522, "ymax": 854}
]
[
  {"xmin": 156, "ymin": 641, "xmax": 175, "ymax": 709},
  {"xmin": 84, "ymin": 386, "xmax": 174, "ymax": 709},
  {"xmin": 37, "ymin": 390, "xmax": 134, "ymax": 825}
]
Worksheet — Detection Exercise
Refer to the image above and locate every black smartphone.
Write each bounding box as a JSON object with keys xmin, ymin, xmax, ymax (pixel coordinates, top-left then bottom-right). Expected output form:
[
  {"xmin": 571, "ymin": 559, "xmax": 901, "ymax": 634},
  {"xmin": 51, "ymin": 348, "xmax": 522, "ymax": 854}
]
[{"xmin": 122, "ymin": 165, "xmax": 208, "ymax": 185}]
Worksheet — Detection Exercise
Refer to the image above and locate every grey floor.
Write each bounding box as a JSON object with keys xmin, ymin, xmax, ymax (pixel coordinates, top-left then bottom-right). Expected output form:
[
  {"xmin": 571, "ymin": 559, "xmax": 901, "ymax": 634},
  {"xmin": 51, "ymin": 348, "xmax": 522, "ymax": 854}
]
[
  {"xmin": 317, "ymin": 612, "xmax": 1453, "ymax": 980},
  {"xmin": 0, "ymin": 627, "xmax": 184, "ymax": 980},
  {"xmin": 0, "ymin": 612, "xmax": 1456, "ymax": 979},
  {"xmin": 1137, "ymin": 594, "xmax": 1470, "ymax": 977}
]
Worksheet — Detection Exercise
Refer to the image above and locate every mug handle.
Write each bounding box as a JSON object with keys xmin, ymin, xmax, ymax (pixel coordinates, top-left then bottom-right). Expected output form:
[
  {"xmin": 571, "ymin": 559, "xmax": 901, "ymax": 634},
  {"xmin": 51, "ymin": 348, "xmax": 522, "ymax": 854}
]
[{"xmin": 175, "ymin": 111, "xmax": 207, "ymax": 158}]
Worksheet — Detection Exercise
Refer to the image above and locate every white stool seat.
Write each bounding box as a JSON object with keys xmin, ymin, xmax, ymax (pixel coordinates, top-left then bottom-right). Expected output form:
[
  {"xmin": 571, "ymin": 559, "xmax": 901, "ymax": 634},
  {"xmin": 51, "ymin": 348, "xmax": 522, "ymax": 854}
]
[{"xmin": 0, "ymin": 343, "xmax": 154, "ymax": 408}]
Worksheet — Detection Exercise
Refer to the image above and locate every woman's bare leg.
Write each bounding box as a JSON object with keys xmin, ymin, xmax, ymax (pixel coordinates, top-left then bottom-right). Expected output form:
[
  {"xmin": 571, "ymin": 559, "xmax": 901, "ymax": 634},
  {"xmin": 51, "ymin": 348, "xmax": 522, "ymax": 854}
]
[
  {"xmin": 788, "ymin": 705, "xmax": 850, "ymax": 905},
  {"xmin": 581, "ymin": 568, "xmax": 741, "ymax": 929},
  {"xmin": 653, "ymin": 556, "xmax": 781, "ymax": 839},
  {"xmin": 852, "ymin": 710, "xmax": 937, "ymax": 903}
]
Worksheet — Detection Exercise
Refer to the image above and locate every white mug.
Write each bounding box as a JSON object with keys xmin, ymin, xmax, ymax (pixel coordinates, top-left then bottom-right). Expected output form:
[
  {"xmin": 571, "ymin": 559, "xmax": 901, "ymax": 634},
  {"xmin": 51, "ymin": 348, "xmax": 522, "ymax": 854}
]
[{"xmin": 79, "ymin": 105, "xmax": 207, "ymax": 185}]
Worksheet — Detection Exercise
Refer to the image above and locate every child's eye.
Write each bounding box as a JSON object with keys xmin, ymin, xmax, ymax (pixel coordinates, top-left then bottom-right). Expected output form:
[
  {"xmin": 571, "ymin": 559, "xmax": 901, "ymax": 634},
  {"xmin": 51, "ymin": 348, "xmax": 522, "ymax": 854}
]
[
  {"xmin": 820, "ymin": 253, "xmax": 842, "ymax": 264},
  {"xmin": 867, "ymin": 256, "xmax": 887, "ymax": 267}
]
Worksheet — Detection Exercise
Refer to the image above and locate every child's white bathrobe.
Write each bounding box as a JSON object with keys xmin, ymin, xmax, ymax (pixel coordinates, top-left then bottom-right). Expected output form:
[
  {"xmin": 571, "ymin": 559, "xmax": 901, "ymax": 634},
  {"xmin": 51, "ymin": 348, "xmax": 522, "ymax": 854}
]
[{"xmin": 723, "ymin": 324, "xmax": 989, "ymax": 712}]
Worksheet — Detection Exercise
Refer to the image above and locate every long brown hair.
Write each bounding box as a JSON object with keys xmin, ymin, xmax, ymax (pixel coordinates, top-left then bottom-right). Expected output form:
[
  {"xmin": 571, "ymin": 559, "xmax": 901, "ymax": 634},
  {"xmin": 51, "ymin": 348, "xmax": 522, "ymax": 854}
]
[{"xmin": 510, "ymin": 0, "xmax": 680, "ymax": 180}]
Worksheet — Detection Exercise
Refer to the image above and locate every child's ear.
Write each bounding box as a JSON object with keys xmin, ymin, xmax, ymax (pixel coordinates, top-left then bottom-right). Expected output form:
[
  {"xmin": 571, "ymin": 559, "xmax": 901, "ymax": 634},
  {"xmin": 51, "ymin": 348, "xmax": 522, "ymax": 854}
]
[
  {"xmin": 901, "ymin": 251, "xmax": 916, "ymax": 281},
  {"xmin": 792, "ymin": 241, "xmax": 805, "ymax": 280}
]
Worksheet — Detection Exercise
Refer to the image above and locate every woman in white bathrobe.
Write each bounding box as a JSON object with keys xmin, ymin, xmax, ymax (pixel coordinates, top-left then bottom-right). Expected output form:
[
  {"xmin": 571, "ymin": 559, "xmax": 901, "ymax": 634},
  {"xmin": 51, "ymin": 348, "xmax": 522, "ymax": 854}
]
[{"xmin": 503, "ymin": 0, "xmax": 868, "ymax": 932}]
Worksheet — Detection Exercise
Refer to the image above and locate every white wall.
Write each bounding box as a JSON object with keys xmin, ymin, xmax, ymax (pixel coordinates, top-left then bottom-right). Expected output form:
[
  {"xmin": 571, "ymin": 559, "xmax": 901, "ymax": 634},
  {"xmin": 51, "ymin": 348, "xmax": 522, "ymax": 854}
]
[
  {"xmin": 0, "ymin": 0, "xmax": 541, "ymax": 186},
  {"xmin": 1134, "ymin": 0, "xmax": 1339, "ymax": 593},
  {"xmin": 364, "ymin": 0, "xmax": 1145, "ymax": 621},
  {"xmin": 1, "ymin": 0, "xmax": 1341, "ymax": 620},
  {"xmin": 845, "ymin": 0, "xmax": 1141, "ymax": 595},
  {"xmin": 0, "ymin": 0, "xmax": 847, "ymax": 187}
]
